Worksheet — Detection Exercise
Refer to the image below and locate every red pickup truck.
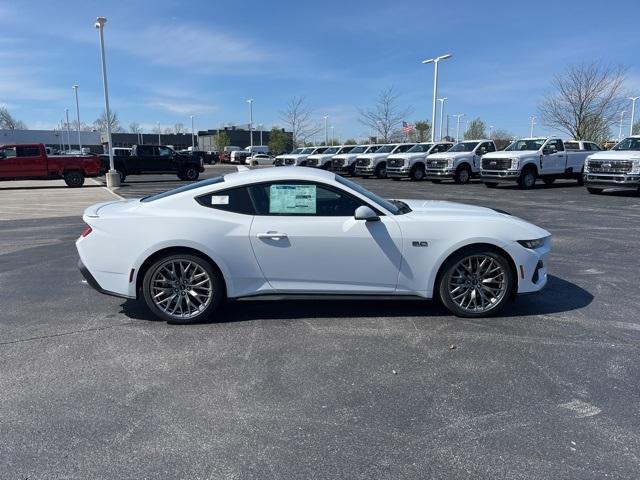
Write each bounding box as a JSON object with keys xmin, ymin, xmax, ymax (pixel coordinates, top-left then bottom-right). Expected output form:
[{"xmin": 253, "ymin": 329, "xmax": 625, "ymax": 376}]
[{"xmin": 0, "ymin": 143, "xmax": 101, "ymax": 187}]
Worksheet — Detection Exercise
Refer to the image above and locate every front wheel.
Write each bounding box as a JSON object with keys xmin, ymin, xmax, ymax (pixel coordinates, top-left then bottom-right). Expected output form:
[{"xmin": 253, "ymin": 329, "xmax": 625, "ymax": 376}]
[
  {"xmin": 518, "ymin": 168, "xmax": 537, "ymax": 189},
  {"xmin": 454, "ymin": 165, "xmax": 471, "ymax": 184},
  {"xmin": 375, "ymin": 163, "xmax": 387, "ymax": 179},
  {"xmin": 410, "ymin": 164, "xmax": 425, "ymax": 181},
  {"xmin": 180, "ymin": 166, "xmax": 200, "ymax": 181},
  {"xmin": 587, "ymin": 187, "xmax": 604, "ymax": 194},
  {"xmin": 116, "ymin": 168, "xmax": 127, "ymax": 183},
  {"xmin": 438, "ymin": 248, "xmax": 514, "ymax": 318},
  {"xmin": 347, "ymin": 164, "xmax": 356, "ymax": 176},
  {"xmin": 142, "ymin": 254, "xmax": 224, "ymax": 324},
  {"xmin": 64, "ymin": 170, "xmax": 85, "ymax": 188}
]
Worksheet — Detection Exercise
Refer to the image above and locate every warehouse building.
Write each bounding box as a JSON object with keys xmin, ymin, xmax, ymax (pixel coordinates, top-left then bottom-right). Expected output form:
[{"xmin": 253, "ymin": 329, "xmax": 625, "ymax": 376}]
[
  {"xmin": 197, "ymin": 126, "xmax": 293, "ymax": 151},
  {"xmin": 0, "ymin": 129, "xmax": 102, "ymax": 153}
]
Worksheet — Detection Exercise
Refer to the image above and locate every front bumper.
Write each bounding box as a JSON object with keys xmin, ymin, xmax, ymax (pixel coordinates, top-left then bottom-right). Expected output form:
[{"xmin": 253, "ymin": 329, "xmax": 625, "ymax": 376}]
[
  {"xmin": 425, "ymin": 169, "xmax": 455, "ymax": 179},
  {"xmin": 584, "ymin": 173, "xmax": 640, "ymax": 188},
  {"xmin": 355, "ymin": 166, "xmax": 375, "ymax": 175},
  {"xmin": 387, "ymin": 167, "xmax": 410, "ymax": 178},
  {"xmin": 480, "ymin": 170, "xmax": 520, "ymax": 181},
  {"xmin": 515, "ymin": 241, "xmax": 551, "ymax": 294}
]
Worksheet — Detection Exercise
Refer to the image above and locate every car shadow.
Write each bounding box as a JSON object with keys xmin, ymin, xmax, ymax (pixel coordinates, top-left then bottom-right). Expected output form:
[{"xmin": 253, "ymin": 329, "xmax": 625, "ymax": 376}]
[
  {"xmin": 492, "ymin": 182, "xmax": 583, "ymax": 190},
  {"xmin": 119, "ymin": 275, "xmax": 593, "ymax": 324},
  {"xmin": 590, "ymin": 189, "xmax": 640, "ymax": 197},
  {"xmin": 0, "ymin": 184, "xmax": 105, "ymax": 191}
]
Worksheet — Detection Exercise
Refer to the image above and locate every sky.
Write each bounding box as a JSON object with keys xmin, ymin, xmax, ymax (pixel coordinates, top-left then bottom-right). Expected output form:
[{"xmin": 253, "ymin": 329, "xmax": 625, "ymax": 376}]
[{"xmin": 1, "ymin": 0, "xmax": 640, "ymax": 141}]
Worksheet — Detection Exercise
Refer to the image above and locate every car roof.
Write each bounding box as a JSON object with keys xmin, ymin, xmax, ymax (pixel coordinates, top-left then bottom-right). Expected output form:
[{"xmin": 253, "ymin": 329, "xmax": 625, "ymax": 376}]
[{"xmin": 222, "ymin": 166, "xmax": 334, "ymax": 187}]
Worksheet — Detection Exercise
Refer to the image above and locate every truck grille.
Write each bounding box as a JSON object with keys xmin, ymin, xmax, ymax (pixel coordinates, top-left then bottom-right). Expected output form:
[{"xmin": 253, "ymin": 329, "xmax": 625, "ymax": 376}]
[
  {"xmin": 274, "ymin": 158, "xmax": 284, "ymax": 166},
  {"xmin": 587, "ymin": 159, "xmax": 632, "ymax": 174},
  {"xmin": 482, "ymin": 158, "xmax": 511, "ymax": 170},
  {"xmin": 285, "ymin": 158, "xmax": 295, "ymax": 165},
  {"xmin": 426, "ymin": 159, "xmax": 448, "ymax": 169},
  {"xmin": 356, "ymin": 158, "xmax": 370, "ymax": 166},
  {"xmin": 333, "ymin": 158, "xmax": 346, "ymax": 167},
  {"xmin": 387, "ymin": 158, "xmax": 405, "ymax": 167},
  {"xmin": 307, "ymin": 158, "xmax": 319, "ymax": 166}
]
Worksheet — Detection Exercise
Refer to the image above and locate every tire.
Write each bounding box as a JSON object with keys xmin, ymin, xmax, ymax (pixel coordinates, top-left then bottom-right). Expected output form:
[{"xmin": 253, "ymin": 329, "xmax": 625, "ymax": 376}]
[
  {"xmin": 587, "ymin": 187, "xmax": 604, "ymax": 194},
  {"xmin": 117, "ymin": 168, "xmax": 126, "ymax": 183},
  {"xmin": 142, "ymin": 253, "xmax": 224, "ymax": 324},
  {"xmin": 300, "ymin": 161, "xmax": 307, "ymax": 167},
  {"xmin": 180, "ymin": 166, "xmax": 199, "ymax": 181},
  {"xmin": 431, "ymin": 179, "xmax": 442, "ymax": 184},
  {"xmin": 577, "ymin": 170, "xmax": 585, "ymax": 186},
  {"xmin": 347, "ymin": 164, "xmax": 356, "ymax": 176},
  {"xmin": 454, "ymin": 165, "xmax": 471, "ymax": 184},
  {"xmin": 485, "ymin": 182, "xmax": 499, "ymax": 188},
  {"xmin": 518, "ymin": 167, "xmax": 537, "ymax": 189},
  {"xmin": 438, "ymin": 247, "xmax": 514, "ymax": 318},
  {"xmin": 543, "ymin": 178, "xmax": 555, "ymax": 186},
  {"xmin": 64, "ymin": 170, "xmax": 85, "ymax": 188},
  {"xmin": 322, "ymin": 162, "xmax": 331, "ymax": 170},
  {"xmin": 410, "ymin": 164, "xmax": 426, "ymax": 181},
  {"xmin": 375, "ymin": 163, "xmax": 387, "ymax": 179}
]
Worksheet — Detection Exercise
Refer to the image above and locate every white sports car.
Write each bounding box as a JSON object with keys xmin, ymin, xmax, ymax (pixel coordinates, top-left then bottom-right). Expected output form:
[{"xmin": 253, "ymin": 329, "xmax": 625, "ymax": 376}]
[{"xmin": 77, "ymin": 167, "xmax": 551, "ymax": 324}]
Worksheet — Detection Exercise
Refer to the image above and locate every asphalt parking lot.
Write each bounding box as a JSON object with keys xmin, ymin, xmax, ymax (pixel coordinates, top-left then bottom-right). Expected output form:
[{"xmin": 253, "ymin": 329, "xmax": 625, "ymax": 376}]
[{"xmin": 2, "ymin": 165, "xmax": 640, "ymax": 479}]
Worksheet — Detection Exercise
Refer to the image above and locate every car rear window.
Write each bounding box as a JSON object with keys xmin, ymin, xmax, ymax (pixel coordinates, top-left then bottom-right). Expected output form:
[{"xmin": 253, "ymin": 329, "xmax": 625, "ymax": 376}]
[{"xmin": 140, "ymin": 176, "xmax": 224, "ymax": 202}]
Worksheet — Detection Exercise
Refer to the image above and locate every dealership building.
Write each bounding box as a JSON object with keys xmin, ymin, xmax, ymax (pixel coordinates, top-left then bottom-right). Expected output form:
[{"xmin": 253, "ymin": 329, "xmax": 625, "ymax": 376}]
[
  {"xmin": 197, "ymin": 125, "xmax": 293, "ymax": 151},
  {"xmin": 0, "ymin": 129, "xmax": 103, "ymax": 153}
]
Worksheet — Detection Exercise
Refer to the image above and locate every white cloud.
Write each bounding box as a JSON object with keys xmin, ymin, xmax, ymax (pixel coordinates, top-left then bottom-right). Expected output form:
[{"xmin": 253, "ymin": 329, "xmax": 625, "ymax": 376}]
[{"xmin": 147, "ymin": 99, "xmax": 218, "ymax": 116}]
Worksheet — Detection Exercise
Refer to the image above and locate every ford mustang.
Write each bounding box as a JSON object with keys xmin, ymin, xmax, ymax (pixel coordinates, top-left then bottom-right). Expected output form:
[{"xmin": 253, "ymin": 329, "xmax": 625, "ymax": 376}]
[{"xmin": 77, "ymin": 167, "xmax": 550, "ymax": 323}]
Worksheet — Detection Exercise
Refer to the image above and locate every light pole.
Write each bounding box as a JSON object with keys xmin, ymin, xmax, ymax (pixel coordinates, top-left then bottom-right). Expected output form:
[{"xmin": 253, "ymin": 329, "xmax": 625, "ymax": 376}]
[
  {"xmin": 330, "ymin": 126, "xmax": 335, "ymax": 146},
  {"xmin": 529, "ymin": 116, "xmax": 536, "ymax": 137},
  {"xmin": 190, "ymin": 115, "xmax": 195, "ymax": 150},
  {"xmin": 258, "ymin": 124, "xmax": 263, "ymax": 145},
  {"xmin": 453, "ymin": 113, "xmax": 464, "ymax": 142},
  {"xmin": 65, "ymin": 109, "xmax": 72, "ymax": 152},
  {"xmin": 247, "ymin": 99, "xmax": 254, "ymax": 152},
  {"xmin": 323, "ymin": 116, "xmax": 328, "ymax": 145},
  {"xmin": 73, "ymin": 85, "xmax": 82, "ymax": 152},
  {"xmin": 157, "ymin": 121, "xmax": 161, "ymax": 145},
  {"xmin": 629, "ymin": 97, "xmax": 639, "ymax": 136},
  {"xmin": 437, "ymin": 97, "xmax": 447, "ymax": 141},
  {"xmin": 95, "ymin": 16, "xmax": 119, "ymax": 187},
  {"xmin": 489, "ymin": 125, "xmax": 494, "ymax": 138},
  {"xmin": 422, "ymin": 54, "xmax": 452, "ymax": 142},
  {"xmin": 619, "ymin": 111, "xmax": 626, "ymax": 141}
]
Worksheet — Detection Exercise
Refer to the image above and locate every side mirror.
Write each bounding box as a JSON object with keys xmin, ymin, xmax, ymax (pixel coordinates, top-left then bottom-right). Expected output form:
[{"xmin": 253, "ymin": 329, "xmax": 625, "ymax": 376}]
[
  {"xmin": 354, "ymin": 205, "xmax": 379, "ymax": 222},
  {"xmin": 543, "ymin": 146, "xmax": 557, "ymax": 155},
  {"xmin": 478, "ymin": 147, "xmax": 486, "ymax": 155}
]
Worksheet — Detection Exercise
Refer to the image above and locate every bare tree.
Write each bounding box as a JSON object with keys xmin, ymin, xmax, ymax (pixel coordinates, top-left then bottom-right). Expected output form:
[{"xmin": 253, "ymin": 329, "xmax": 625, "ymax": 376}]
[
  {"xmin": 129, "ymin": 122, "xmax": 143, "ymax": 134},
  {"xmin": 174, "ymin": 123, "xmax": 185, "ymax": 134},
  {"xmin": 94, "ymin": 110, "xmax": 123, "ymax": 133},
  {"xmin": 358, "ymin": 87, "xmax": 413, "ymax": 143},
  {"xmin": 163, "ymin": 127, "xmax": 174, "ymax": 135},
  {"xmin": 538, "ymin": 62, "xmax": 627, "ymax": 143},
  {"xmin": 490, "ymin": 128, "xmax": 515, "ymax": 150},
  {"xmin": 0, "ymin": 106, "xmax": 27, "ymax": 129},
  {"xmin": 464, "ymin": 117, "xmax": 487, "ymax": 140},
  {"xmin": 280, "ymin": 96, "xmax": 321, "ymax": 147}
]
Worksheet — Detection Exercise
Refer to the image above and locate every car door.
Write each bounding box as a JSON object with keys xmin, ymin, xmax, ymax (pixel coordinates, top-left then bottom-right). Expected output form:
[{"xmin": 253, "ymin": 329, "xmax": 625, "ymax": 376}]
[
  {"xmin": 156, "ymin": 146, "xmax": 175, "ymax": 171},
  {"xmin": 0, "ymin": 146, "xmax": 19, "ymax": 177},
  {"xmin": 541, "ymin": 139, "xmax": 565, "ymax": 174},
  {"xmin": 248, "ymin": 181, "xmax": 403, "ymax": 293},
  {"xmin": 15, "ymin": 145, "xmax": 46, "ymax": 177}
]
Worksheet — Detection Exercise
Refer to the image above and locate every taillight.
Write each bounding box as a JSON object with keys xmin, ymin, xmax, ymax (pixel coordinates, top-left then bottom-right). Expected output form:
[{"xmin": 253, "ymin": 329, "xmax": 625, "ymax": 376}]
[{"xmin": 81, "ymin": 225, "xmax": 92, "ymax": 237}]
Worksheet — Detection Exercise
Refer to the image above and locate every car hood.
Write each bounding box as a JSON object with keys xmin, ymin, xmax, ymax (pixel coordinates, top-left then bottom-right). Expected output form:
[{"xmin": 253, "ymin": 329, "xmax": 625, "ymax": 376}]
[
  {"xmin": 399, "ymin": 199, "xmax": 550, "ymax": 238},
  {"xmin": 358, "ymin": 152, "xmax": 391, "ymax": 160},
  {"xmin": 307, "ymin": 154, "xmax": 334, "ymax": 160},
  {"xmin": 587, "ymin": 150, "xmax": 640, "ymax": 160},
  {"xmin": 277, "ymin": 154, "xmax": 308, "ymax": 160}
]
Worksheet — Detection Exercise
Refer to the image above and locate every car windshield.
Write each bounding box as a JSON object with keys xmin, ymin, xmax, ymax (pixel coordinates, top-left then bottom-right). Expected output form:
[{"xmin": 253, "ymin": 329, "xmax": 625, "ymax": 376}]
[
  {"xmin": 613, "ymin": 137, "xmax": 640, "ymax": 151},
  {"xmin": 348, "ymin": 146, "xmax": 367, "ymax": 154},
  {"xmin": 323, "ymin": 147, "xmax": 340, "ymax": 154},
  {"xmin": 335, "ymin": 176, "xmax": 410, "ymax": 215},
  {"xmin": 505, "ymin": 139, "xmax": 545, "ymax": 151},
  {"xmin": 299, "ymin": 148, "xmax": 314, "ymax": 154},
  {"xmin": 291, "ymin": 148, "xmax": 303, "ymax": 154},
  {"xmin": 338, "ymin": 146, "xmax": 354, "ymax": 153},
  {"xmin": 141, "ymin": 176, "xmax": 224, "ymax": 202},
  {"xmin": 449, "ymin": 141, "xmax": 479, "ymax": 152},
  {"xmin": 375, "ymin": 144, "xmax": 396, "ymax": 153},
  {"xmin": 407, "ymin": 143, "xmax": 433, "ymax": 153}
]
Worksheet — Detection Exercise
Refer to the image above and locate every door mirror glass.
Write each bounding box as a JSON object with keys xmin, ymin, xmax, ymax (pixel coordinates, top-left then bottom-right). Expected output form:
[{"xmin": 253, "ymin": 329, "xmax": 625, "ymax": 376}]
[{"xmin": 354, "ymin": 205, "xmax": 379, "ymax": 222}]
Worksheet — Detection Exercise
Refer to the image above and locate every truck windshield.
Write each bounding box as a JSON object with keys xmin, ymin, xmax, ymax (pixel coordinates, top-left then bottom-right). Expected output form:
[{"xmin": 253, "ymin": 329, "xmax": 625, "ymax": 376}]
[
  {"xmin": 407, "ymin": 143, "xmax": 433, "ymax": 153},
  {"xmin": 613, "ymin": 137, "xmax": 640, "ymax": 151},
  {"xmin": 375, "ymin": 145, "xmax": 396, "ymax": 153},
  {"xmin": 449, "ymin": 141, "xmax": 479, "ymax": 152},
  {"xmin": 505, "ymin": 139, "xmax": 545, "ymax": 151},
  {"xmin": 348, "ymin": 146, "xmax": 367, "ymax": 154},
  {"xmin": 322, "ymin": 147, "xmax": 340, "ymax": 154},
  {"xmin": 299, "ymin": 148, "xmax": 314, "ymax": 154}
]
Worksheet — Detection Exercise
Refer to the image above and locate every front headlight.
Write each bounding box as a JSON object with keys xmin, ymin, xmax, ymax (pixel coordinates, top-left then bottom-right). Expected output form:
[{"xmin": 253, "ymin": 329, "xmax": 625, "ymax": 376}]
[
  {"xmin": 446, "ymin": 158, "xmax": 454, "ymax": 168},
  {"xmin": 631, "ymin": 159, "xmax": 640, "ymax": 174},
  {"xmin": 510, "ymin": 158, "xmax": 519, "ymax": 170},
  {"xmin": 584, "ymin": 156, "xmax": 591, "ymax": 173},
  {"xmin": 517, "ymin": 238, "xmax": 547, "ymax": 249}
]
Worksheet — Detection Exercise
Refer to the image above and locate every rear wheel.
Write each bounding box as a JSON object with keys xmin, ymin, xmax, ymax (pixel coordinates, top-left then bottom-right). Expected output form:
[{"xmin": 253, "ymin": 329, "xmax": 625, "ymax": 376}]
[
  {"xmin": 375, "ymin": 163, "xmax": 387, "ymax": 179},
  {"xmin": 484, "ymin": 182, "xmax": 499, "ymax": 188},
  {"xmin": 180, "ymin": 166, "xmax": 199, "ymax": 181},
  {"xmin": 64, "ymin": 170, "xmax": 85, "ymax": 188},
  {"xmin": 142, "ymin": 253, "xmax": 223, "ymax": 324},
  {"xmin": 454, "ymin": 165, "xmax": 471, "ymax": 184},
  {"xmin": 438, "ymin": 247, "xmax": 513, "ymax": 318},
  {"xmin": 410, "ymin": 164, "xmax": 426, "ymax": 181},
  {"xmin": 587, "ymin": 187, "xmax": 604, "ymax": 194},
  {"xmin": 518, "ymin": 167, "xmax": 537, "ymax": 189}
]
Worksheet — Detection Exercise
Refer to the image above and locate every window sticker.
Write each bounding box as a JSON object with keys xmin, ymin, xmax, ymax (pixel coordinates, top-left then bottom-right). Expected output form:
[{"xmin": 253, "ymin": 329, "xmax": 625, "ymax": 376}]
[
  {"xmin": 269, "ymin": 184, "xmax": 316, "ymax": 214},
  {"xmin": 211, "ymin": 195, "xmax": 229, "ymax": 205}
]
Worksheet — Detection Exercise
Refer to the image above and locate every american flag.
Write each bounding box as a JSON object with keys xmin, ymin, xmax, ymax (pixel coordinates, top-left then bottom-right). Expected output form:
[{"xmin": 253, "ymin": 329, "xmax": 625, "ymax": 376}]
[{"xmin": 402, "ymin": 121, "xmax": 414, "ymax": 135}]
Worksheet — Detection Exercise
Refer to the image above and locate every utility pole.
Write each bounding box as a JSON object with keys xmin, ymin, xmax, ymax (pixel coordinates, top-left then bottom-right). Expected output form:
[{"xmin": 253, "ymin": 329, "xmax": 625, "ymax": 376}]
[
  {"xmin": 453, "ymin": 114, "xmax": 464, "ymax": 143},
  {"xmin": 323, "ymin": 116, "xmax": 328, "ymax": 145},
  {"xmin": 619, "ymin": 111, "xmax": 626, "ymax": 141},
  {"xmin": 73, "ymin": 85, "xmax": 82, "ymax": 152},
  {"xmin": 437, "ymin": 97, "xmax": 447, "ymax": 141},
  {"xmin": 422, "ymin": 54, "xmax": 452, "ymax": 142},
  {"xmin": 190, "ymin": 115, "xmax": 195, "ymax": 149},
  {"xmin": 157, "ymin": 121, "xmax": 161, "ymax": 145},
  {"xmin": 247, "ymin": 99, "xmax": 254, "ymax": 152},
  {"xmin": 629, "ymin": 97, "xmax": 639, "ymax": 136},
  {"xmin": 529, "ymin": 116, "xmax": 536, "ymax": 137}
]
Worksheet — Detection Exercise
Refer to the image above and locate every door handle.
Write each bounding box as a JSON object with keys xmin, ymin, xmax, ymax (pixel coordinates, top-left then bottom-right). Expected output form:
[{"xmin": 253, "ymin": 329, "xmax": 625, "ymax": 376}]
[{"xmin": 257, "ymin": 231, "xmax": 288, "ymax": 240}]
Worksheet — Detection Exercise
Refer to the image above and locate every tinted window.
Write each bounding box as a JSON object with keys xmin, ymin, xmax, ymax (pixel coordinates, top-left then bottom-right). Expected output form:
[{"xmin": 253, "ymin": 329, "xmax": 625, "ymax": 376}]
[
  {"xmin": 197, "ymin": 186, "xmax": 256, "ymax": 215},
  {"xmin": 546, "ymin": 139, "xmax": 564, "ymax": 152},
  {"xmin": 395, "ymin": 144, "xmax": 414, "ymax": 153},
  {"xmin": 590, "ymin": 143, "xmax": 601, "ymax": 151},
  {"xmin": 17, "ymin": 146, "xmax": 40, "ymax": 157},
  {"xmin": 564, "ymin": 142, "xmax": 579, "ymax": 150},
  {"xmin": 158, "ymin": 146, "xmax": 173, "ymax": 157},
  {"xmin": 407, "ymin": 144, "xmax": 432, "ymax": 153}
]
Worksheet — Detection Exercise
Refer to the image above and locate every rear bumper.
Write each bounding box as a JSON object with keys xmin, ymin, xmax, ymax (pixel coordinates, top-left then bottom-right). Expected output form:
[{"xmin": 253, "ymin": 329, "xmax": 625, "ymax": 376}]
[
  {"xmin": 584, "ymin": 173, "xmax": 640, "ymax": 188},
  {"xmin": 78, "ymin": 259, "xmax": 135, "ymax": 299}
]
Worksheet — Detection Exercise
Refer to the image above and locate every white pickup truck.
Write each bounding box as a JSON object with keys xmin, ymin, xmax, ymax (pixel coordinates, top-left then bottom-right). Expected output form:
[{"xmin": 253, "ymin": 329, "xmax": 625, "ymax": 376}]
[
  {"xmin": 354, "ymin": 143, "xmax": 416, "ymax": 178},
  {"xmin": 274, "ymin": 146, "xmax": 328, "ymax": 167},
  {"xmin": 306, "ymin": 145, "xmax": 355, "ymax": 169},
  {"xmin": 331, "ymin": 144, "xmax": 378, "ymax": 175},
  {"xmin": 480, "ymin": 138, "xmax": 590, "ymax": 188},
  {"xmin": 386, "ymin": 142, "xmax": 454, "ymax": 180},
  {"xmin": 424, "ymin": 140, "xmax": 496, "ymax": 184},
  {"xmin": 583, "ymin": 136, "xmax": 640, "ymax": 194}
]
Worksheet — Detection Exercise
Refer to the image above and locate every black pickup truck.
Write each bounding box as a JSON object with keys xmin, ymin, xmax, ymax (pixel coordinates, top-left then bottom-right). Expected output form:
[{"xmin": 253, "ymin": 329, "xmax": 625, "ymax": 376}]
[{"xmin": 99, "ymin": 144, "xmax": 204, "ymax": 182}]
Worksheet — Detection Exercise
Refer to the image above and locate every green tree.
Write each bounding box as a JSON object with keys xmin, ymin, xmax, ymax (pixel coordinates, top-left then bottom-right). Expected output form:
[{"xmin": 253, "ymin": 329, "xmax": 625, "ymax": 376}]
[
  {"xmin": 268, "ymin": 127, "xmax": 290, "ymax": 154},
  {"xmin": 464, "ymin": 117, "xmax": 487, "ymax": 140},
  {"xmin": 343, "ymin": 138, "xmax": 358, "ymax": 145},
  {"xmin": 212, "ymin": 132, "xmax": 230, "ymax": 152},
  {"xmin": 413, "ymin": 120, "xmax": 431, "ymax": 142},
  {"xmin": 632, "ymin": 121, "xmax": 640, "ymax": 135}
]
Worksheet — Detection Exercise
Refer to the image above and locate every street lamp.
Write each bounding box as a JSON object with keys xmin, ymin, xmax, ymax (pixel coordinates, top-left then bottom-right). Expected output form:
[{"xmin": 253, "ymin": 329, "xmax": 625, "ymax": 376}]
[
  {"xmin": 157, "ymin": 121, "xmax": 161, "ymax": 145},
  {"xmin": 323, "ymin": 116, "xmax": 328, "ymax": 145},
  {"xmin": 330, "ymin": 125, "xmax": 335, "ymax": 146},
  {"xmin": 73, "ymin": 85, "xmax": 82, "ymax": 152},
  {"xmin": 529, "ymin": 115, "xmax": 536, "ymax": 137},
  {"xmin": 452, "ymin": 113, "xmax": 464, "ymax": 142},
  {"xmin": 619, "ymin": 110, "xmax": 626, "ymax": 141},
  {"xmin": 65, "ymin": 109, "xmax": 71, "ymax": 152},
  {"xmin": 422, "ymin": 53, "xmax": 452, "ymax": 142},
  {"xmin": 190, "ymin": 115, "xmax": 195, "ymax": 150},
  {"xmin": 258, "ymin": 123, "xmax": 263, "ymax": 145},
  {"xmin": 94, "ymin": 16, "xmax": 119, "ymax": 188},
  {"xmin": 489, "ymin": 125, "xmax": 494, "ymax": 138},
  {"xmin": 437, "ymin": 97, "xmax": 447, "ymax": 141},
  {"xmin": 247, "ymin": 99, "xmax": 254, "ymax": 152},
  {"xmin": 629, "ymin": 97, "xmax": 639, "ymax": 136}
]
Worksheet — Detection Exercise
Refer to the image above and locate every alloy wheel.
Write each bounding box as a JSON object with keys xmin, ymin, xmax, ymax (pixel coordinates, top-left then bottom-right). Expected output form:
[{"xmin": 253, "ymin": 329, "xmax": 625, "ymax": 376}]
[{"xmin": 446, "ymin": 254, "xmax": 508, "ymax": 314}]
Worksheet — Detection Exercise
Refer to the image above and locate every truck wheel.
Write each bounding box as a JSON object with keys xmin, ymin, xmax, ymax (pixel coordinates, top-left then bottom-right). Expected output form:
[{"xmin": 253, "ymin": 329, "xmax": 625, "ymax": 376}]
[
  {"xmin": 454, "ymin": 165, "xmax": 471, "ymax": 184},
  {"xmin": 375, "ymin": 163, "xmax": 387, "ymax": 179},
  {"xmin": 322, "ymin": 162, "xmax": 331, "ymax": 170},
  {"xmin": 587, "ymin": 187, "xmax": 604, "ymax": 194},
  {"xmin": 518, "ymin": 168, "xmax": 537, "ymax": 189},
  {"xmin": 577, "ymin": 170, "xmax": 585, "ymax": 186},
  {"xmin": 117, "ymin": 168, "xmax": 126, "ymax": 183},
  {"xmin": 64, "ymin": 171, "xmax": 85, "ymax": 188},
  {"xmin": 543, "ymin": 178, "xmax": 555, "ymax": 186},
  {"xmin": 410, "ymin": 164, "xmax": 425, "ymax": 181},
  {"xmin": 180, "ymin": 167, "xmax": 199, "ymax": 181},
  {"xmin": 347, "ymin": 164, "xmax": 356, "ymax": 176},
  {"xmin": 484, "ymin": 182, "xmax": 499, "ymax": 188}
]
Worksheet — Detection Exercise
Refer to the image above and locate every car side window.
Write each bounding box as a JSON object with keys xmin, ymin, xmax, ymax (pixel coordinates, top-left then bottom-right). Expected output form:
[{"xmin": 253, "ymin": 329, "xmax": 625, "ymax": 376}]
[
  {"xmin": 484, "ymin": 142, "xmax": 496, "ymax": 152},
  {"xmin": 547, "ymin": 139, "xmax": 564, "ymax": 152},
  {"xmin": 249, "ymin": 182, "xmax": 365, "ymax": 216},
  {"xmin": 397, "ymin": 145, "xmax": 412, "ymax": 153},
  {"xmin": 16, "ymin": 146, "xmax": 40, "ymax": 157},
  {"xmin": 1, "ymin": 147, "xmax": 17, "ymax": 158},
  {"xmin": 158, "ymin": 147, "xmax": 172, "ymax": 157},
  {"xmin": 196, "ymin": 186, "xmax": 256, "ymax": 215}
]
